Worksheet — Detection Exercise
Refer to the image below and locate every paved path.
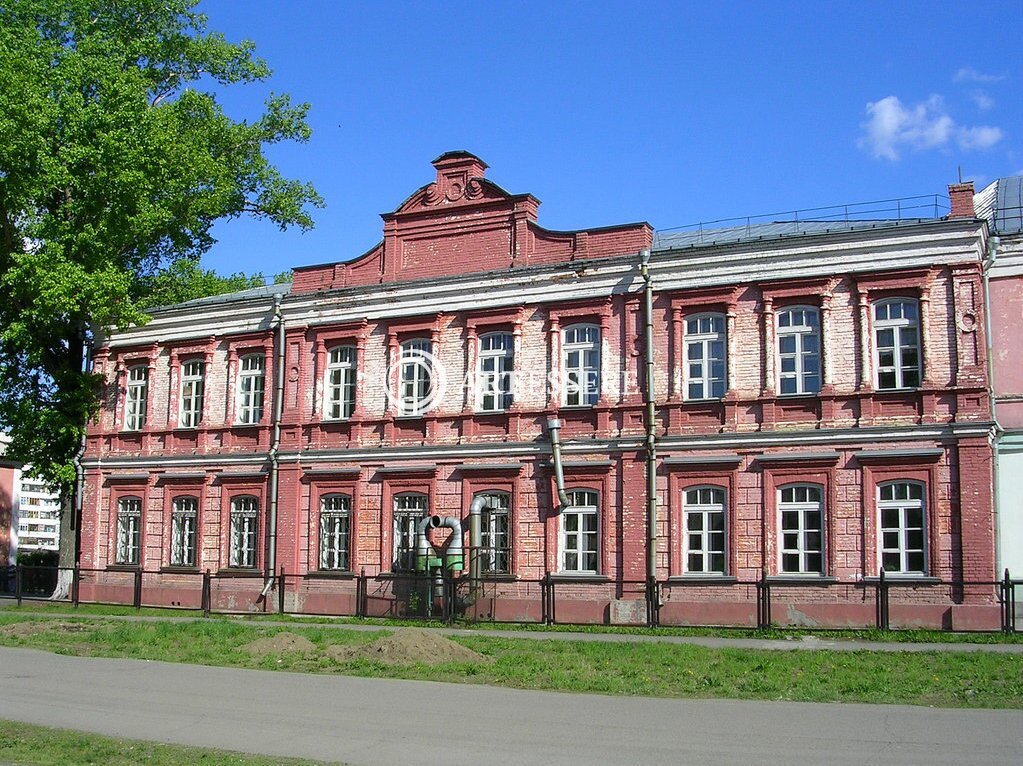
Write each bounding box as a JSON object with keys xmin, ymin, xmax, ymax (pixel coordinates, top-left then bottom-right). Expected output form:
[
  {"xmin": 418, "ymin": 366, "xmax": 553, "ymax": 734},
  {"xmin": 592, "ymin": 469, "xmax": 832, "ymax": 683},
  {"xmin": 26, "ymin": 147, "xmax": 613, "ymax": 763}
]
[
  {"xmin": 0, "ymin": 646, "xmax": 1020, "ymax": 765},
  {"xmin": 5, "ymin": 605, "xmax": 1023, "ymax": 653}
]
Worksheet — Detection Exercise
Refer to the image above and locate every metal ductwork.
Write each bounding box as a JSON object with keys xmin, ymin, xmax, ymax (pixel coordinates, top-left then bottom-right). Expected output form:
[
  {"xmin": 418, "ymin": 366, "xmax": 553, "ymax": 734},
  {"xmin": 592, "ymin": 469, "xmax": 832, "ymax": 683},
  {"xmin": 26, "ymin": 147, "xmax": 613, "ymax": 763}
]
[
  {"xmin": 415, "ymin": 515, "xmax": 464, "ymax": 571},
  {"xmin": 547, "ymin": 418, "xmax": 571, "ymax": 509}
]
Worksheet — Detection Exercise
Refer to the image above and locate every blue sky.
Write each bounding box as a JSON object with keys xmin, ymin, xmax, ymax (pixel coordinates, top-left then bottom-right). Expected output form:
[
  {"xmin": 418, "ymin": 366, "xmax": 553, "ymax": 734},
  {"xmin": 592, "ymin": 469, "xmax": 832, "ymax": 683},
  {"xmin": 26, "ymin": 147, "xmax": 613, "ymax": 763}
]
[{"xmin": 198, "ymin": 0, "xmax": 1023, "ymax": 278}]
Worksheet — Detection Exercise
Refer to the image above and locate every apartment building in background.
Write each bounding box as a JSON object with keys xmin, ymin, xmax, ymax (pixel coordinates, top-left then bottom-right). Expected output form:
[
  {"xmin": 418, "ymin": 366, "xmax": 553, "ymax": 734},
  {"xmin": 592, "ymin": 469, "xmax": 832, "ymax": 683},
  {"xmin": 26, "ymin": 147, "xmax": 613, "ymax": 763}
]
[{"xmin": 76, "ymin": 153, "xmax": 1009, "ymax": 628}]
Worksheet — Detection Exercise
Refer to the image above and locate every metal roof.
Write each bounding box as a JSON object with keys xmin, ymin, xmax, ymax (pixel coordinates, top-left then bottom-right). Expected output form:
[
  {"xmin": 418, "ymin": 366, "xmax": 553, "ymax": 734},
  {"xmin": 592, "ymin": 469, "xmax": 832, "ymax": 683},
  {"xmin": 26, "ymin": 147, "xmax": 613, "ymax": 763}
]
[
  {"xmin": 652, "ymin": 218, "xmax": 936, "ymax": 251},
  {"xmin": 149, "ymin": 282, "xmax": 291, "ymax": 313},
  {"xmin": 994, "ymin": 176, "xmax": 1023, "ymax": 235}
]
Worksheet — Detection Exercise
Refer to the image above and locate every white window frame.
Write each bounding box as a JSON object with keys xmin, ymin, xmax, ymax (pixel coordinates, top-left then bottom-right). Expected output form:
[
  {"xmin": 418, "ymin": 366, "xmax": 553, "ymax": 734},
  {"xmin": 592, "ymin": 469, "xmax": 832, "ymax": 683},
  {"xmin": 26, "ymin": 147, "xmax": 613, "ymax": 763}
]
[
  {"xmin": 325, "ymin": 345, "xmax": 357, "ymax": 420},
  {"xmin": 776, "ymin": 306, "xmax": 821, "ymax": 396},
  {"xmin": 398, "ymin": 339, "xmax": 433, "ymax": 417},
  {"xmin": 229, "ymin": 496, "xmax": 259, "ymax": 569},
  {"xmin": 170, "ymin": 496, "xmax": 198, "ymax": 567},
  {"xmin": 778, "ymin": 484, "xmax": 824, "ymax": 575},
  {"xmin": 236, "ymin": 354, "xmax": 265, "ymax": 425},
  {"xmin": 873, "ymin": 299, "xmax": 921, "ymax": 391},
  {"xmin": 179, "ymin": 359, "xmax": 205, "ymax": 428},
  {"xmin": 475, "ymin": 491, "xmax": 511, "ymax": 574},
  {"xmin": 682, "ymin": 486, "xmax": 727, "ymax": 575},
  {"xmin": 559, "ymin": 489, "xmax": 599, "ymax": 574},
  {"xmin": 562, "ymin": 324, "xmax": 600, "ymax": 407},
  {"xmin": 115, "ymin": 496, "xmax": 142, "ymax": 565},
  {"xmin": 125, "ymin": 365, "xmax": 148, "ymax": 431},
  {"xmin": 878, "ymin": 481, "xmax": 927, "ymax": 575},
  {"xmin": 683, "ymin": 313, "xmax": 727, "ymax": 401},
  {"xmin": 319, "ymin": 494, "xmax": 351, "ymax": 571},
  {"xmin": 392, "ymin": 493, "xmax": 427, "ymax": 571},
  {"xmin": 477, "ymin": 332, "xmax": 514, "ymax": 412}
]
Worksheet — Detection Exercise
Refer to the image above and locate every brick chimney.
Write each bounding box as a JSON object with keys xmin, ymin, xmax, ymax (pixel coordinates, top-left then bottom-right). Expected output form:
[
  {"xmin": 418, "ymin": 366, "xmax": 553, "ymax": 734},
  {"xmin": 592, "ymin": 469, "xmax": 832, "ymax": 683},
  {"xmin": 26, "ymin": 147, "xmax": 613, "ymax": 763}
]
[{"xmin": 948, "ymin": 181, "xmax": 975, "ymax": 219}]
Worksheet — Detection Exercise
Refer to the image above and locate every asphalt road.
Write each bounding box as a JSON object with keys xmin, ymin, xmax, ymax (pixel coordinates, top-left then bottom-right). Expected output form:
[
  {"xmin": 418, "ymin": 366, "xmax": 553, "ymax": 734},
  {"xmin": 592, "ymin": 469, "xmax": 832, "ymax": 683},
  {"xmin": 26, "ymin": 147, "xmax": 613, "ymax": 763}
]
[{"xmin": 0, "ymin": 646, "xmax": 1020, "ymax": 765}]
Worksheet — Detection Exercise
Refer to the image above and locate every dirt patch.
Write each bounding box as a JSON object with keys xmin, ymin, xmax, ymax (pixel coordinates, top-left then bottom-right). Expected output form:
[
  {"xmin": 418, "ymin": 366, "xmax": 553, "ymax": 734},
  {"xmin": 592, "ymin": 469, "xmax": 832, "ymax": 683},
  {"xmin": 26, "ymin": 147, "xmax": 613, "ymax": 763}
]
[
  {"xmin": 0, "ymin": 620, "xmax": 98, "ymax": 638},
  {"xmin": 242, "ymin": 631, "xmax": 316, "ymax": 657},
  {"xmin": 326, "ymin": 628, "xmax": 487, "ymax": 666}
]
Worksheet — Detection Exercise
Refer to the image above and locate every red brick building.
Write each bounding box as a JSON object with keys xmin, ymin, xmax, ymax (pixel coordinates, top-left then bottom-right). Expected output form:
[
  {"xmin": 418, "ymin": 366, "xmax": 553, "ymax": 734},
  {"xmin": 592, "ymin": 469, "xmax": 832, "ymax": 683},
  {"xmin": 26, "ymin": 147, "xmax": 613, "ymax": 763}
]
[{"xmin": 78, "ymin": 153, "xmax": 1000, "ymax": 628}]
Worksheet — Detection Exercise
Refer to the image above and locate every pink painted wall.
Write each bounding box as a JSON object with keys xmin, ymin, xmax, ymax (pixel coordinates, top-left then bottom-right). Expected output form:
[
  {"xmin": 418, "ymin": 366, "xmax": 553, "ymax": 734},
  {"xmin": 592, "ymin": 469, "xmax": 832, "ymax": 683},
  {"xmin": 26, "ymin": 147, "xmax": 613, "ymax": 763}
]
[{"xmin": 989, "ymin": 275, "xmax": 1023, "ymax": 428}]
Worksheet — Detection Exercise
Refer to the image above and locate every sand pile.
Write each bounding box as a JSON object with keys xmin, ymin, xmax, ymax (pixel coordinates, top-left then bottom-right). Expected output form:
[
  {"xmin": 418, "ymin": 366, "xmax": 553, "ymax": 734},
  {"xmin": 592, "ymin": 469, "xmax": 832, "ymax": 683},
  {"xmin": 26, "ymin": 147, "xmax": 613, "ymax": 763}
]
[
  {"xmin": 242, "ymin": 631, "xmax": 316, "ymax": 657},
  {"xmin": 326, "ymin": 628, "xmax": 486, "ymax": 665}
]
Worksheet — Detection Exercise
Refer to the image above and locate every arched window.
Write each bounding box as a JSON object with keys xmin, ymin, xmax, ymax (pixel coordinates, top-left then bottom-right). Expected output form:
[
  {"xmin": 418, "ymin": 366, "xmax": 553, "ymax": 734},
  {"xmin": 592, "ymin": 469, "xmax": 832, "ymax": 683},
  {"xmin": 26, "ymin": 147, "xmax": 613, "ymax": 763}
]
[
  {"xmin": 325, "ymin": 345, "xmax": 357, "ymax": 419},
  {"xmin": 778, "ymin": 484, "xmax": 824, "ymax": 575},
  {"xmin": 684, "ymin": 314, "xmax": 727, "ymax": 400},
  {"xmin": 873, "ymin": 299, "xmax": 921, "ymax": 390},
  {"xmin": 392, "ymin": 493, "xmax": 428, "ymax": 571},
  {"xmin": 229, "ymin": 496, "xmax": 259, "ymax": 569},
  {"xmin": 683, "ymin": 486, "xmax": 726, "ymax": 574},
  {"xmin": 398, "ymin": 339, "xmax": 433, "ymax": 416},
  {"xmin": 878, "ymin": 481, "xmax": 926, "ymax": 574},
  {"xmin": 237, "ymin": 354, "xmax": 265, "ymax": 425},
  {"xmin": 170, "ymin": 497, "xmax": 198, "ymax": 567},
  {"xmin": 477, "ymin": 332, "xmax": 514, "ymax": 412},
  {"xmin": 125, "ymin": 366, "xmax": 148, "ymax": 431},
  {"xmin": 319, "ymin": 494, "xmax": 351, "ymax": 571},
  {"xmin": 776, "ymin": 307, "xmax": 820, "ymax": 396},
  {"xmin": 562, "ymin": 324, "xmax": 600, "ymax": 407},
  {"xmin": 179, "ymin": 359, "xmax": 206, "ymax": 428},
  {"xmin": 115, "ymin": 496, "xmax": 142, "ymax": 565},
  {"xmin": 475, "ymin": 491, "xmax": 511, "ymax": 574},
  {"xmin": 560, "ymin": 489, "xmax": 599, "ymax": 573}
]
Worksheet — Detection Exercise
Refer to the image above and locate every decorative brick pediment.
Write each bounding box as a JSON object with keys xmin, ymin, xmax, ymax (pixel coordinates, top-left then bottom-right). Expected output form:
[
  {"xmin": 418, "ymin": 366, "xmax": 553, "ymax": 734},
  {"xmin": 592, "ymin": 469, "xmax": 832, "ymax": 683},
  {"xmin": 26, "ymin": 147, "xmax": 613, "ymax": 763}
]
[{"xmin": 291, "ymin": 152, "xmax": 652, "ymax": 293}]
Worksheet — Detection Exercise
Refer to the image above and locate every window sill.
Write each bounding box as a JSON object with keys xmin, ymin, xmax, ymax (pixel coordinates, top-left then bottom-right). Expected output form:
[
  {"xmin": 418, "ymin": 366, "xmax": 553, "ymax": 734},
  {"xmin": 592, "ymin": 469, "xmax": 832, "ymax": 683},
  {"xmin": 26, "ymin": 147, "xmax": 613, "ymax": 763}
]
[
  {"xmin": 160, "ymin": 566, "xmax": 200, "ymax": 574},
  {"xmin": 765, "ymin": 576, "xmax": 838, "ymax": 585},
  {"xmin": 666, "ymin": 575, "xmax": 738, "ymax": 585},
  {"xmin": 774, "ymin": 393, "xmax": 819, "ymax": 401},
  {"xmin": 106, "ymin": 564, "xmax": 140, "ymax": 572},
  {"xmin": 863, "ymin": 575, "xmax": 940, "ymax": 585},
  {"xmin": 231, "ymin": 422, "xmax": 264, "ymax": 429},
  {"xmin": 548, "ymin": 573, "xmax": 610, "ymax": 582},
  {"xmin": 304, "ymin": 570, "xmax": 356, "ymax": 580},
  {"xmin": 475, "ymin": 573, "xmax": 516, "ymax": 582},
  {"xmin": 216, "ymin": 568, "xmax": 263, "ymax": 578},
  {"xmin": 558, "ymin": 405, "xmax": 596, "ymax": 411}
]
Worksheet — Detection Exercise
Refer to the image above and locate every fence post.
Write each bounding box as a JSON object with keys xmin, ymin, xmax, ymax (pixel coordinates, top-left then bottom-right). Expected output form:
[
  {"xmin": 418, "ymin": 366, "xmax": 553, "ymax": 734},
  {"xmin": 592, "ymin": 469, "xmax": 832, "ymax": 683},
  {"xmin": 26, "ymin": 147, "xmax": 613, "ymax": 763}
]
[
  {"xmin": 72, "ymin": 565, "xmax": 80, "ymax": 607},
  {"xmin": 15, "ymin": 564, "xmax": 22, "ymax": 607},
  {"xmin": 278, "ymin": 566, "xmax": 286, "ymax": 614},
  {"xmin": 542, "ymin": 572, "xmax": 552, "ymax": 626},
  {"xmin": 876, "ymin": 568, "xmax": 889, "ymax": 630},
  {"xmin": 357, "ymin": 568, "xmax": 366, "ymax": 619},
  {"xmin": 756, "ymin": 570, "xmax": 771, "ymax": 630},
  {"xmin": 133, "ymin": 568, "xmax": 142, "ymax": 610},
  {"xmin": 1002, "ymin": 568, "xmax": 1013, "ymax": 635},
  {"xmin": 201, "ymin": 569, "xmax": 211, "ymax": 618}
]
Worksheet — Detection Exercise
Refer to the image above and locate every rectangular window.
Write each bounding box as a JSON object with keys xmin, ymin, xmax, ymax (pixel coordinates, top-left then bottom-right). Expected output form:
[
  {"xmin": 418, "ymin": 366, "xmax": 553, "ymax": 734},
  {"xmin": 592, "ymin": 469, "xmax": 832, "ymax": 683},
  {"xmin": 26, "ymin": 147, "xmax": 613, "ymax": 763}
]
[
  {"xmin": 125, "ymin": 366, "xmax": 148, "ymax": 431},
  {"xmin": 229, "ymin": 497, "xmax": 259, "ymax": 569},
  {"xmin": 684, "ymin": 314, "xmax": 727, "ymax": 400},
  {"xmin": 392, "ymin": 493, "xmax": 427, "ymax": 571},
  {"xmin": 398, "ymin": 340, "xmax": 433, "ymax": 417},
  {"xmin": 683, "ymin": 487, "xmax": 726, "ymax": 574},
  {"xmin": 778, "ymin": 485, "xmax": 824, "ymax": 574},
  {"xmin": 560, "ymin": 489, "xmax": 598, "ymax": 573},
  {"xmin": 115, "ymin": 497, "xmax": 142, "ymax": 565},
  {"xmin": 319, "ymin": 494, "xmax": 351, "ymax": 570},
  {"xmin": 562, "ymin": 325, "xmax": 600, "ymax": 407},
  {"xmin": 776, "ymin": 307, "xmax": 821, "ymax": 396},
  {"xmin": 477, "ymin": 492, "xmax": 510, "ymax": 574},
  {"xmin": 874, "ymin": 300, "xmax": 921, "ymax": 390},
  {"xmin": 180, "ymin": 359, "xmax": 205, "ymax": 428},
  {"xmin": 477, "ymin": 333, "xmax": 514, "ymax": 412},
  {"xmin": 170, "ymin": 497, "xmax": 198, "ymax": 567},
  {"xmin": 879, "ymin": 481, "xmax": 926, "ymax": 574},
  {"xmin": 325, "ymin": 345, "xmax": 357, "ymax": 419},
  {"xmin": 237, "ymin": 354, "xmax": 265, "ymax": 424}
]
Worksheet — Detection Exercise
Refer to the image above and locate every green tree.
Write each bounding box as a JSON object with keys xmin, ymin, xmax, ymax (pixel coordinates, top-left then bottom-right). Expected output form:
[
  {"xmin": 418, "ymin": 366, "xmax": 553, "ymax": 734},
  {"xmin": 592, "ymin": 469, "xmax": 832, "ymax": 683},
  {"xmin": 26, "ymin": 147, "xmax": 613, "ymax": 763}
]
[
  {"xmin": 136, "ymin": 258, "xmax": 270, "ymax": 309},
  {"xmin": 0, "ymin": 0, "xmax": 322, "ymax": 570}
]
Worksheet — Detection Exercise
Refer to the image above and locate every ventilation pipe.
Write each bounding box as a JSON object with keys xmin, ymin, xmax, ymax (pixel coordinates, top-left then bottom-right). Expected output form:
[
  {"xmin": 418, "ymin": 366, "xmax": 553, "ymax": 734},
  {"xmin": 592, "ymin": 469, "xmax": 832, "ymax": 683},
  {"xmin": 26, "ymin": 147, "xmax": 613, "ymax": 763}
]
[
  {"xmin": 415, "ymin": 515, "xmax": 464, "ymax": 571},
  {"xmin": 261, "ymin": 293, "xmax": 286, "ymax": 600},
  {"xmin": 468, "ymin": 494, "xmax": 487, "ymax": 581},
  {"xmin": 640, "ymin": 248, "xmax": 658, "ymax": 584},
  {"xmin": 547, "ymin": 418, "xmax": 571, "ymax": 509}
]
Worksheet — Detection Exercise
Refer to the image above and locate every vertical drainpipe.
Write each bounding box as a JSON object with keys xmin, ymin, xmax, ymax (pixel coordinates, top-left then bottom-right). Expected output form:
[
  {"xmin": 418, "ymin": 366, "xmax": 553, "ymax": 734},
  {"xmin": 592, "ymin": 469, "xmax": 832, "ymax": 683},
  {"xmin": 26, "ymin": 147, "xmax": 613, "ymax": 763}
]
[
  {"xmin": 640, "ymin": 249, "xmax": 657, "ymax": 584},
  {"xmin": 262, "ymin": 293, "xmax": 286, "ymax": 598},
  {"xmin": 982, "ymin": 233, "xmax": 1002, "ymax": 571}
]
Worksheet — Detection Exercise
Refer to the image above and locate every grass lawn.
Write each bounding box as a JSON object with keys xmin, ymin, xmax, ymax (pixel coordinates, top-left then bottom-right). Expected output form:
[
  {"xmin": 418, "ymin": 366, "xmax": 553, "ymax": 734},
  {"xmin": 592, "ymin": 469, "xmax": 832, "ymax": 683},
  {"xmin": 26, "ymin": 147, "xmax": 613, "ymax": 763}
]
[
  {"xmin": 1, "ymin": 613, "xmax": 1020, "ymax": 709},
  {"xmin": 7, "ymin": 600, "xmax": 1023, "ymax": 644},
  {"xmin": 0, "ymin": 719, "xmax": 337, "ymax": 765}
]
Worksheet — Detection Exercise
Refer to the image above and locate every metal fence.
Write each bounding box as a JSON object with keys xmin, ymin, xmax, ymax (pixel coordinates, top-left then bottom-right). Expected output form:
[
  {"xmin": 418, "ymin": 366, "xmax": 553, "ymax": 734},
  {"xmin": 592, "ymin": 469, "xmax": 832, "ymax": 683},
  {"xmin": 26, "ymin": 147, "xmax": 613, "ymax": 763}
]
[{"xmin": 1, "ymin": 564, "xmax": 1018, "ymax": 634}]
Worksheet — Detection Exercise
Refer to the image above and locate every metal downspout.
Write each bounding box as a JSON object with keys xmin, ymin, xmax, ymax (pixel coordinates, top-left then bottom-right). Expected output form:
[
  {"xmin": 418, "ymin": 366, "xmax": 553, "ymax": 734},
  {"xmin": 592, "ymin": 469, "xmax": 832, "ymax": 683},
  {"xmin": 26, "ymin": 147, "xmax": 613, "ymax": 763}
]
[
  {"xmin": 547, "ymin": 418, "xmax": 571, "ymax": 508},
  {"xmin": 982, "ymin": 234, "xmax": 1003, "ymax": 571},
  {"xmin": 641, "ymin": 248, "xmax": 658, "ymax": 584},
  {"xmin": 261, "ymin": 294, "xmax": 286, "ymax": 599}
]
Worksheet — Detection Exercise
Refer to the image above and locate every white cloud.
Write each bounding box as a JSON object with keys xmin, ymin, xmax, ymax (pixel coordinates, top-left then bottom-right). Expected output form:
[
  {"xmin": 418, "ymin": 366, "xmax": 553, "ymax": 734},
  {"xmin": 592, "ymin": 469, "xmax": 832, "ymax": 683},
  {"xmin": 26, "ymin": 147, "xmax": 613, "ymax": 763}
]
[
  {"xmin": 970, "ymin": 90, "xmax": 994, "ymax": 110},
  {"xmin": 859, "ymin": 95, "xmax": 1003, "ymax": 161},
  {"xmin": 954, "ymin": 67, "xmax": 1005, "ymax": 83}
]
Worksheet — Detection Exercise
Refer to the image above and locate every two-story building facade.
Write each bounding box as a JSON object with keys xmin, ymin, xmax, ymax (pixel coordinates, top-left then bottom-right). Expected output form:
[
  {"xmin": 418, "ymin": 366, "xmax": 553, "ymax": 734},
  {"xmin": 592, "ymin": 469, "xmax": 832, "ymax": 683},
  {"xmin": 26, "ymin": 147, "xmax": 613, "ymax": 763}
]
[{"xmin": 78, "ymin": 153, "xmax": 1000, "ymax": 628}]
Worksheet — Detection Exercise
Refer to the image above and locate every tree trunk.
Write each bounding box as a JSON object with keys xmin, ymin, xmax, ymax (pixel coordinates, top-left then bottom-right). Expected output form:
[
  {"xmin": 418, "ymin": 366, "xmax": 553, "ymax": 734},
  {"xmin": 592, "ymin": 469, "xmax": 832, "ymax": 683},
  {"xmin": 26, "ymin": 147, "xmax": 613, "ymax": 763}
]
[{"xmin": 50, "ymin": 492, "xmax": 75, "ymax": 600}]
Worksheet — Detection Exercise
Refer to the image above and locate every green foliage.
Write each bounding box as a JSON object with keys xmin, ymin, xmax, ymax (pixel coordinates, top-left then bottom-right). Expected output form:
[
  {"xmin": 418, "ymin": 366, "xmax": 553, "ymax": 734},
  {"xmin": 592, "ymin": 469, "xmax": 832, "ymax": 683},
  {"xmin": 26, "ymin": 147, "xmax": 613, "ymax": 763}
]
[
  {"xmin": 14, "ymin": 549, "xmax": 58, "ymax": 567},
  {"xmin": 0, "ymin": 0, "xmax": 321, "ymax": 492},
  {"xmin": 136, "ymin": 258, "xmax": 268, "ymax": 309}
]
